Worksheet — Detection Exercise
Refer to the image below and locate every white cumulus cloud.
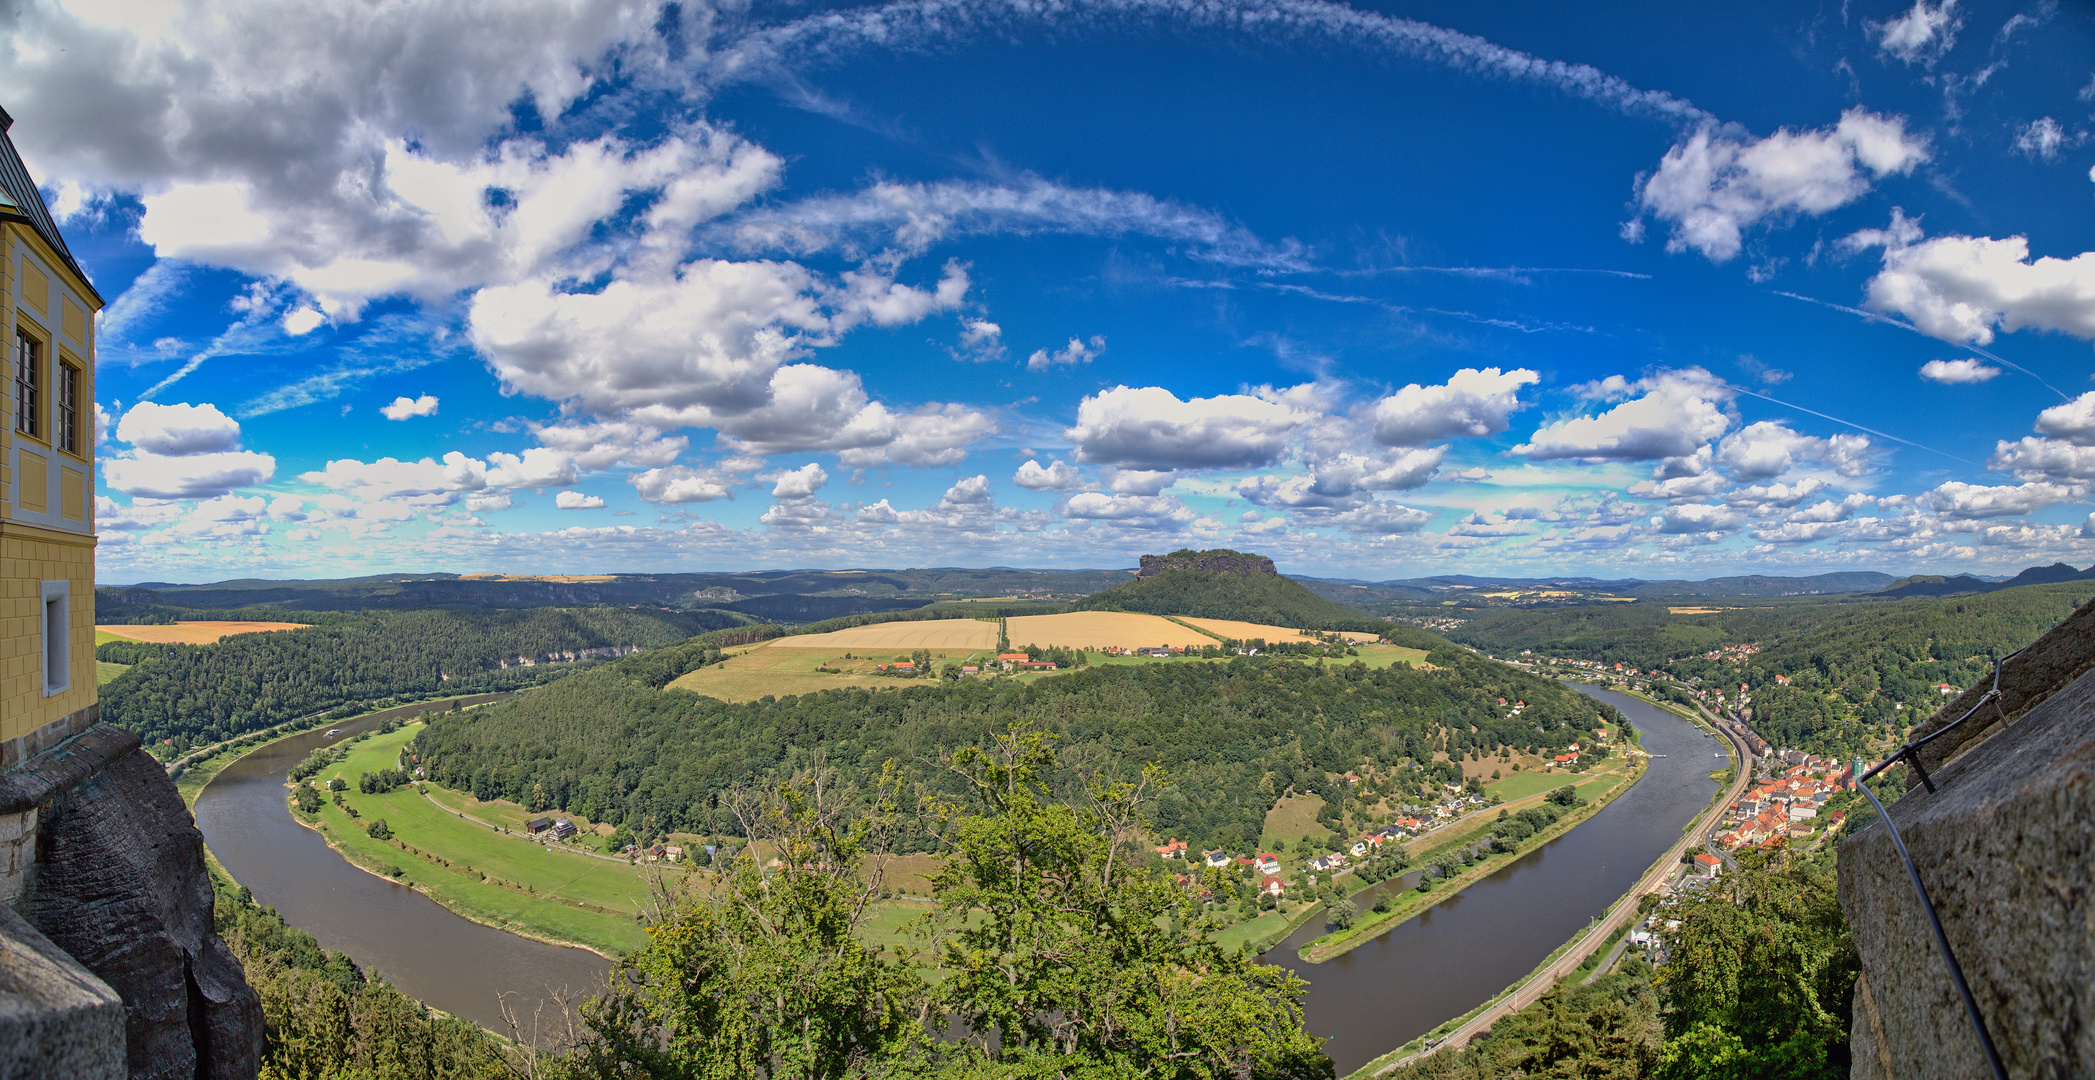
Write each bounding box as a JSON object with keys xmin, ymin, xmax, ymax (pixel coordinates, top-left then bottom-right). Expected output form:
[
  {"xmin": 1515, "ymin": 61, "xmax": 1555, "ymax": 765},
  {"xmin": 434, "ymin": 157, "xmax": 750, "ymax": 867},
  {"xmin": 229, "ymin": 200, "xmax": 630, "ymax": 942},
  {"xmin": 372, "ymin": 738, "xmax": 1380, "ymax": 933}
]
[
  {"xmin": 1026, "ymin": 334, "xmax": 1104, "ymax": 371},
  {"xmin": 1635, "ymin": 109, "xmax": 1928, "ymax": 262},
  {"xmin": 380, "ymin": 394, "xmax": 439, "ymax": 420},
  {"xmin": 1919, "ymin": 358, "xmax": 2000, "ymax": 383},
  {"xmin": 1871, "ymin": 0, "xmax": 1963, "ymax": 66},
  {"xmin": 1924, "ymin": 480, "xmax": 2072, "ymax": 519},
  {"xmin": 116, "ymin": 401, "xmax": 242, "ymax": 455},
  {"xmin": 1067, "ymin": 385, "xmax": 1310, "ymax": 471},
  {"xmin": 555, "ymin": 491, "xmax": 605, "ymax": 509},
  {"xmin": 2035, "ymin": 392, "xmax": 2095, "ymax": 446},
  {"xmin": 1514, "ymin": 369, "xmax": 1733, "ymax": 462},
  {"xmin": 770, "ymin": 462, "xmax": 829, "ymax": 500},
  {"xmin": 1370, "ymin": 367, "xmax": 1539, "ymax": 446},
  {"xmin": 1860, "ymin": 232, "xmax": 2095, "ymax": 345},
  {"xmin": 1013, "ymin": 459, "xmax": 1084, "ymax": 491}
]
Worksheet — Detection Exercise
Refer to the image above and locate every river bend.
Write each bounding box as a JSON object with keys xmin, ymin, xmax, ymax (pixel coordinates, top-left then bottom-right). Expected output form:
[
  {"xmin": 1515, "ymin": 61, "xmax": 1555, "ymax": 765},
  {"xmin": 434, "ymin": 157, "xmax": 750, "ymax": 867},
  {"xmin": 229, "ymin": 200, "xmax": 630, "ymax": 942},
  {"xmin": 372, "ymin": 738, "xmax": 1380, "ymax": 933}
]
[{"xmin": 194, "ymin": 685, "xmax": 1715, "ymax": 1069}]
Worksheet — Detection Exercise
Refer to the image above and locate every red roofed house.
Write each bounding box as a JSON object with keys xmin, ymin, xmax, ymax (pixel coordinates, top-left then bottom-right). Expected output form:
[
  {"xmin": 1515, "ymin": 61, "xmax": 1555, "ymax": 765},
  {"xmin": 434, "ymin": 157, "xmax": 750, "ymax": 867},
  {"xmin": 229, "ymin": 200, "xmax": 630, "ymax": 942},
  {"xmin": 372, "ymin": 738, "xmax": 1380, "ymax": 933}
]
[
  {"xmin": 1260, "ymin": 875, "xmax": 1286, "ymax": 896},
  {"xmin": 1154, "ymin": 839, "xmax": 1187, "ymax": 860},
  {"xmin": 1692, "ymin": 852, "xmax": 1723, "ymax": 875}
]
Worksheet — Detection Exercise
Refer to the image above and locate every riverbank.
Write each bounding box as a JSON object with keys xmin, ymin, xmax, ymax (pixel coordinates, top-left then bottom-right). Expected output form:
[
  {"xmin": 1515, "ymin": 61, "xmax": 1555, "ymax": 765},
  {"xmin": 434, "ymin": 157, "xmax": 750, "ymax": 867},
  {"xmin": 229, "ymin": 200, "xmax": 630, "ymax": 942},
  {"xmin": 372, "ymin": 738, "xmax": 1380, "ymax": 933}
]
[
  {"xmin": 289, "ymin": 722, "xmax": 658, "ymax": 956},
  {"xmin": 1296, "ymin": 751, "xmax": 1644, "ymax": 964},
  {"xmin": 1342, "ymin": 686, "xmax": 1752, "ymax": 1076}
]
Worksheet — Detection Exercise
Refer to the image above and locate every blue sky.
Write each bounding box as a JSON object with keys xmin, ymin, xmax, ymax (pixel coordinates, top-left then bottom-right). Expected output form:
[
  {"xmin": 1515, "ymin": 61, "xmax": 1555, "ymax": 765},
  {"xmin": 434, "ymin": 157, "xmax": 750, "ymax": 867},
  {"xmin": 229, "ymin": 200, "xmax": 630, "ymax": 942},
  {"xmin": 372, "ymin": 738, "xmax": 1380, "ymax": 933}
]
[{"xmin": 11, "ymin": 0, "xmax": 2095, "ymax": 582}]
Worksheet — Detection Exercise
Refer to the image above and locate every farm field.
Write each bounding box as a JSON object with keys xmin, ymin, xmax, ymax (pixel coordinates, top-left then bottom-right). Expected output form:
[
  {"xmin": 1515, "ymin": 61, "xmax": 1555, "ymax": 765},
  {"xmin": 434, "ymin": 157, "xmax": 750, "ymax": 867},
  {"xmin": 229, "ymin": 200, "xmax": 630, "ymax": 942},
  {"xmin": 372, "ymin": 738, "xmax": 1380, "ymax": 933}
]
[
  {"xmin": 782, "ymin": 618, "xmax": 999, "ymax": 651},
  {"xmin": 667, "ymin": 644, "xmax": 989, "ymax": 701},
  {"xmin": 1354, "ymin": 643, "xmax": 1430, "ymax": 668},
  {"xmin": 1176, "ymin": 617, "xmax": 1387, "ymax": 647},
  {"xmin": 96, "ymin": 620, "xmax": 308, "ymax": 644},
  {"xmin": 1006, "ymin": 611, "xmax": 1210, "ymax": 650}
]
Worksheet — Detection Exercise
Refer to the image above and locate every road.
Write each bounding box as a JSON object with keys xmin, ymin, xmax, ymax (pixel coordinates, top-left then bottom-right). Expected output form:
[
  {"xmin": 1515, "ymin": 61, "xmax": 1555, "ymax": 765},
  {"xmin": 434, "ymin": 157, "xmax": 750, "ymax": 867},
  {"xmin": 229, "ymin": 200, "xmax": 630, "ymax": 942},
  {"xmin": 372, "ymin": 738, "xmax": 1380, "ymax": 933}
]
[{"xmin": 1381, "ymin": 697, "xmax": 1754, "ymax": 1073}]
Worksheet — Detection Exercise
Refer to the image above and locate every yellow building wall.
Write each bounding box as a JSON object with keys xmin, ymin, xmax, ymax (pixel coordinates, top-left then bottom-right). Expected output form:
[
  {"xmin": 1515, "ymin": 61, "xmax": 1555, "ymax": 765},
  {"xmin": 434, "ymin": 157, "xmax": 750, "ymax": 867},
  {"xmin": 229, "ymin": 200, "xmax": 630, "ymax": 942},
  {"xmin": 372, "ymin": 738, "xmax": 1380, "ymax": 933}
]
[
  {"xmin": 3, "ymin": 221, "xmax": 100, "ymax": 747},
  {"xmin": 0, "ymin": 524, "xmax": 96, "ymax": 744}
]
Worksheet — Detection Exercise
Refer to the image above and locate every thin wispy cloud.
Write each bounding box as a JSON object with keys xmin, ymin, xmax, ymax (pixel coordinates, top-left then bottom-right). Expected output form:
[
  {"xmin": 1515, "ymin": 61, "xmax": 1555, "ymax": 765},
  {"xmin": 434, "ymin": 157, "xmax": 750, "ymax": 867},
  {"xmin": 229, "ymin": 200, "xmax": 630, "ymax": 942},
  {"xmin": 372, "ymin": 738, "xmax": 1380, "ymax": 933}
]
[
  {"xmin": 709, "ymin": 0, "xmax": 1714, "ymax": 126},
  {"xmin": 1770, "ymin": 290, "xmax": 2070, "ymax": 400}
]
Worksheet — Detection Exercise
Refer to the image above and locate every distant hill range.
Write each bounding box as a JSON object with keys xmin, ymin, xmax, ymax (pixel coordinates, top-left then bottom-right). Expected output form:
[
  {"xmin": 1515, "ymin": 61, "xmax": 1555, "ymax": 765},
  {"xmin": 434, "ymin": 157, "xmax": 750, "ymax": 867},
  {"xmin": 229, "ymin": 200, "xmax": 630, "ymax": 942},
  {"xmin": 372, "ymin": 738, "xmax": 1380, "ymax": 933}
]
[
  {"xmin": 1072, "ymin": 549, "xmax": 1388, "ymax": 632},
  {"xmin": 1869, "ymin": 562, "xmax": 2095, "ymax": 599},
  {"xmin": 1293, "ymin": 571, "xmax": 1903, "ymax": 612},
  {"xmin": 103, "ymin": 567, "xmax": 1135, "ymax": 622}
]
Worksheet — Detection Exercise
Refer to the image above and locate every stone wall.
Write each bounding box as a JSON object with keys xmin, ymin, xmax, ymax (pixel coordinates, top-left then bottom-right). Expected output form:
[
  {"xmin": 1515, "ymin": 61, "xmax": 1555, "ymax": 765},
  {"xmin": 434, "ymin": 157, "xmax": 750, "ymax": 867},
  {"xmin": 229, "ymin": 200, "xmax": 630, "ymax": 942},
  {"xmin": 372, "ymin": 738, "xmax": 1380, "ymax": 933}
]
[
  {"xmin": 0, "ymin": 715, "xmax": 261, "ymax": 1079},
  {"xmin": 1840, "ymin": 600, "xmax": 2095, "ymax": 1078}
]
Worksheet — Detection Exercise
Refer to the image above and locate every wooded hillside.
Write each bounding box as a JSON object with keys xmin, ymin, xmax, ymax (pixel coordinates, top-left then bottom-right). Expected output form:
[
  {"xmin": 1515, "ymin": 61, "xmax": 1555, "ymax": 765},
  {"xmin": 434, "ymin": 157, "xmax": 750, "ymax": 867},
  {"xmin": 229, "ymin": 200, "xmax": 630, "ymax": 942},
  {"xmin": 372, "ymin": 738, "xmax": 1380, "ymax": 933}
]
[
  {"xmin": 1072, "ymin": 549, "xmax": 1386, "ymax": 632},
  {"xmin": 100, "ymin": 607, "xmax": 738, "ymax": 750},
  {"xmin": 1450, "ymin": 582, "xmax": 2095, "ymax": 755},
  {"xmin": 411, "ymin": 632, "xmax": 1616, "ymax": 853}
]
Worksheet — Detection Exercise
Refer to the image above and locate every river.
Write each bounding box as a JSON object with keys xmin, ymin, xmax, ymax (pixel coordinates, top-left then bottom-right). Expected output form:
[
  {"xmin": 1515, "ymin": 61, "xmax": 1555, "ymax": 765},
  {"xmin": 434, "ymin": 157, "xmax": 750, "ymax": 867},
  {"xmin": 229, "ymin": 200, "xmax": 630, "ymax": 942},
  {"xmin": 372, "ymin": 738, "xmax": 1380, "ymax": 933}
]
[
  {"xmin": 193, "ymin": 684, "xmax": 1715, "ymax": 1070},
  {"xmin": 191, "ymin": 699, "xmax": 612, "ymax": 1034},
  {"xmin": 1260, "ymin": 685, "xmax": 1720, "ymax": 1074}
]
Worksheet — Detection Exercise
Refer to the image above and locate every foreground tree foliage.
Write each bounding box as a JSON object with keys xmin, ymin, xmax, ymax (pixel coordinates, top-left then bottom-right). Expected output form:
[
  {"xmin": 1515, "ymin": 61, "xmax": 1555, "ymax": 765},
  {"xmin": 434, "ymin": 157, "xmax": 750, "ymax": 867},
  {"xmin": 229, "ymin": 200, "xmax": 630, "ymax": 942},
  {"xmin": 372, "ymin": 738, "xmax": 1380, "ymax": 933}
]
[
  {"xmin": 1380, "ymin": 849, "xmax": 1854, "ymax": 1080},
  {"xmin": 560, "ymin": 730, "xmax": 1332, "ymax": 1080},
  {"xmin": 1652, "ymin": 849, "xmax": 1856, "ymax": 1080},
  {"xmin": 214, "ymin": 877, "xmax": 515, "ymax": 1079}
]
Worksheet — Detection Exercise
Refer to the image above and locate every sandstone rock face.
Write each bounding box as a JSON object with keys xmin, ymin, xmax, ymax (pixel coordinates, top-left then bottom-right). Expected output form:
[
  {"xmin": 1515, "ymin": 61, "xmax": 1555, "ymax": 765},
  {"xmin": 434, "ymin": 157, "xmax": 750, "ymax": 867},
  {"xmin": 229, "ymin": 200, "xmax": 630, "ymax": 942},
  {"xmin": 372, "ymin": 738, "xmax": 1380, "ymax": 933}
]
[
  {"xmin": 1839, "ymin": 664, "xmax": 2095, "ymax": 1079},
  {"xmin": 1138, "ymin": 550, "xmax": 1276, "ymax": 578},
  {"xmin": 0, "ymin": 904, "xmax": 125, "ymax": 1080},
  {"xmin": 25, "ymin": 748, "xmax": 262, "ymax": 1080}
]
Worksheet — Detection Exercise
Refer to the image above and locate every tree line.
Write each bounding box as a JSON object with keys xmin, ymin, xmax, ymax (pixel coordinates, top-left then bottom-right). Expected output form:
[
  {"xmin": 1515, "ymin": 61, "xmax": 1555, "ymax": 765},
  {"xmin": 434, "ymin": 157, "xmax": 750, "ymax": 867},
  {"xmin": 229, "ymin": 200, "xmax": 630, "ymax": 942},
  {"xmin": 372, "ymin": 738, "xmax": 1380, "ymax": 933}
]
[
  {"xmin": 1448, "ymin": 583, "xmax": 2095, "ymax": 755},
  {"xmin": 100, "ymin": 607, "xmax": 737, "ymax": 752}
]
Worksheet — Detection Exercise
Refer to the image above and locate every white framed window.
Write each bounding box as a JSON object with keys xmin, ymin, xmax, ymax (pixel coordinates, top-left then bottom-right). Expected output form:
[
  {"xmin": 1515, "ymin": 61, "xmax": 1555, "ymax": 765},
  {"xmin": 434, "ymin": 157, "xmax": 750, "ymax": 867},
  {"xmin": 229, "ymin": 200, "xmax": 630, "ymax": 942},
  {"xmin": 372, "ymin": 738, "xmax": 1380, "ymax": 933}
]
[{"xmin": 41, "ymin": 580, "xmax": 69, "ymax": 697}]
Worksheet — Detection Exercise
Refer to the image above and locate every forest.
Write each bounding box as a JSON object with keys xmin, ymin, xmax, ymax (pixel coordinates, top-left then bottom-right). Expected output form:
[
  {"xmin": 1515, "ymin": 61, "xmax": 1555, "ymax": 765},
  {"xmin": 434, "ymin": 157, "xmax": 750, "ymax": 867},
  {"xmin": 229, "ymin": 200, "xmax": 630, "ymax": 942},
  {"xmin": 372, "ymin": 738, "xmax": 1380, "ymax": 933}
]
[
  {"xmin": 99, "ymin": 607, "xmax": 738, "ymax": 751},
  {"xmin": 1072, "ymin": 556, "xmax": 1390, "ymax": 632},
  {"xmin": 1449, "ymin": 582, "xmax": 2095, "ymax": 754},
  {"xmin": 410, "ymin": 629, "xmax": 1617, "ymax": 853}
]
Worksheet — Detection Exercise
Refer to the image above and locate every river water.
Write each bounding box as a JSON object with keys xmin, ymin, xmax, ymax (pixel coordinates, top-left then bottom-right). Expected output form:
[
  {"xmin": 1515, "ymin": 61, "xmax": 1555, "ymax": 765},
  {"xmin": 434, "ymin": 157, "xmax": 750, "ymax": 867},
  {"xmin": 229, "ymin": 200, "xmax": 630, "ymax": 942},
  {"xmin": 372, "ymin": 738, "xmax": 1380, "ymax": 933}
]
[
  {"xmin": 193, "ymin": 685, "xmax": 1714, "ymax": 1070},
  {"xmin": 1260, "ymin": 686, "xmax": 1720, "ymax": 1074},
  {"xmin": 191, "ymin": 698, "xmax": 612, "ymax": 1034}
]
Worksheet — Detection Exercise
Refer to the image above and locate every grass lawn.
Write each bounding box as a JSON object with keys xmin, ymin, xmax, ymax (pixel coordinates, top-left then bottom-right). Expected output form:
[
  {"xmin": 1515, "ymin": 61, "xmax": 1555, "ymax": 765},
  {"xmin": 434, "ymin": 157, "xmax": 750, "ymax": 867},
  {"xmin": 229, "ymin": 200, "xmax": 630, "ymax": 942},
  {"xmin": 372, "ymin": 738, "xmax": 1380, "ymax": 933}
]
[
  {"xmin": 1261, "ymin": 793, "xmax": 1334, "ymax": 853},
  {"xmin": 306, "ymin": 724, "xmax": 663, "ymax": 954},
  {"xmin": 1486, "ymin": 768, "xmax": 1591, "ymax": 802},
  {"xmin": 96, "ymin": 661, "xmax": 129, "ymax": 685},
  {"xmin": 1212, "ymin": 908, "xmax": 1301, "ymax": 953},
  {"xmin": 94, "ymin": 629, "xmax": 128, "ymax": 646},
  {"xmin": 1353, "ymin": 643, "xmax": 1428, "ymax": 669},
  {"xmin": 304, "ymin": 722, "xmax": 946, "ymax": 959}
]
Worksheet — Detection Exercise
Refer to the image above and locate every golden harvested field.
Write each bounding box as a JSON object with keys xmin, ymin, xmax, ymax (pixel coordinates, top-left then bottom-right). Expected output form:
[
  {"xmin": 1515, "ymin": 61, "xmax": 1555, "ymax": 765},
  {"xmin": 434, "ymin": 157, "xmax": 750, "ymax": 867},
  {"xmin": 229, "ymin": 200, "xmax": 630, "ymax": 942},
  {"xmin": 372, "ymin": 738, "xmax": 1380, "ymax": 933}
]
[
  {"xmin": 96, "ymin": 621, "xmax": 307, "ymax": 644},
  {"xmin": 1667, "ymin": 607, "xmax": 1728, "ymax": 615},
  {"xmin": 668, "ymin": 645, "xmax": 984, "ymax": 702},
  {"xmin": 1006, "ymin": 612, "xmax": 1210, "ymax": 650},
  {"xmin": 781, "ymin": 618, "xmax": 1000, "ymax": 651},
  {"xmin": 1175, "ymin": 617, "xmax": 1385, "ymax": 646}
]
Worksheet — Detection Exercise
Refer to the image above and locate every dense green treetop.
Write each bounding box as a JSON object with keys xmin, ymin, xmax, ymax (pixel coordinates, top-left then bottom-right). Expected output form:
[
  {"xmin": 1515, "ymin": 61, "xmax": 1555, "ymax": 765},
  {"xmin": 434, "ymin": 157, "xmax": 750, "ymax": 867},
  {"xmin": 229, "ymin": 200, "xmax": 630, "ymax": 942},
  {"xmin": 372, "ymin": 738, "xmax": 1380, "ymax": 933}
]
[
  {"xmin": 101, "ymin": 607, "xmax": 735, "ymax": 750},
  {"xmin": 412, "ymin": 633, "xmax": 1617, "ymax": 852},
  {"xmin": 1071, "ymin": 551, "xmax": 1386, "ymax": 632}
]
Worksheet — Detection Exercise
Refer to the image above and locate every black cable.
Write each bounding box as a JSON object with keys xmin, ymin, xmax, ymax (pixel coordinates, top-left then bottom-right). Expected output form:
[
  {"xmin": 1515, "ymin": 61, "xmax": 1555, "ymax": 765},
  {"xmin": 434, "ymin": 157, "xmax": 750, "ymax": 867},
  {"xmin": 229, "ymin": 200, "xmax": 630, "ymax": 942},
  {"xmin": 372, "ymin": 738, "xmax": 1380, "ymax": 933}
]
[{"xmin": 1855, "ymin": 780, "xmax": 2007, "ymax": 1080}]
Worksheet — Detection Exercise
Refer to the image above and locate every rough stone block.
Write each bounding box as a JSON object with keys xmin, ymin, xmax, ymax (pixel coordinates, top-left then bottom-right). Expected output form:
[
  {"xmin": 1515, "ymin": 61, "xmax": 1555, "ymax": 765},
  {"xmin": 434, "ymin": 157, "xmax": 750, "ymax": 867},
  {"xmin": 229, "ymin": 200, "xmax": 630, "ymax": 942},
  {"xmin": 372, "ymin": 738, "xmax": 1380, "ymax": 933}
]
[
  {"xmin": 0, "ymin": 902, "xmax": 124, "ymax": 1080},
  {"xmin": 24, "ymin": 749, "xmax": 261, "ymax": 1080},
  {"xmin": 1839, "ymin": 664, "xmax": 2095, "ymax": 1078}
]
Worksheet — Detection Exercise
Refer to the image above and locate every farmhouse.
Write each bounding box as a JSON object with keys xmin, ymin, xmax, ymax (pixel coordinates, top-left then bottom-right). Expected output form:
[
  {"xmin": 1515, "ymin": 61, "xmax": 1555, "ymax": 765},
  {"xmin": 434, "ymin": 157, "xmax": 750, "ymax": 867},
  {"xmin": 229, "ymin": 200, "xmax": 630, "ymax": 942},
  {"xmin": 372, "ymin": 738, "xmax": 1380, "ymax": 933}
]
[
  {"xmin": 1154, "ymin": 839, "xmax": 1187, "ymax": 860},
  {"xmin": 527, "ymin": 817, "xmax": 553, "ymax": 834}
]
